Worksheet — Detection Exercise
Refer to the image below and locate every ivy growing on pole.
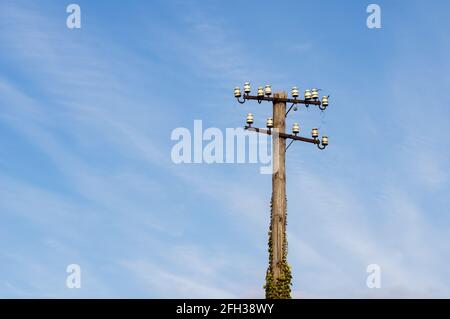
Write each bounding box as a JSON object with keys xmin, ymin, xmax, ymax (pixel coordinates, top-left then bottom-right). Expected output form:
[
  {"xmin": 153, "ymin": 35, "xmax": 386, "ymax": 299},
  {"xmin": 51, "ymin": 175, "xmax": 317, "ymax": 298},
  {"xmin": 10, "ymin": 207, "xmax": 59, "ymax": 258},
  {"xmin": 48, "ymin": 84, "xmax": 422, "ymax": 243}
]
[{"xmin": 264, "ymin": 197, "xmax": 292, "ymax": 299}]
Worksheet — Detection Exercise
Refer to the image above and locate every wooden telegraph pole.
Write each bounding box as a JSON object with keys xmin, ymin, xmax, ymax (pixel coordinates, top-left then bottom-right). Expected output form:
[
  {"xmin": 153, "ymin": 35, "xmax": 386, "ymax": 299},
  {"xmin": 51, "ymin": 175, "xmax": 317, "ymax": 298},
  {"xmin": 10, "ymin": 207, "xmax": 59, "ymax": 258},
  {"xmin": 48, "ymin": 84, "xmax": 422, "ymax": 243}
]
[
  {"xmin": 234, "ymin": 84, "xmax": 330, "ymax": 299},
  {"xmin": 271, "ymin": 92, "xmax": 287, "ymax": 282}
]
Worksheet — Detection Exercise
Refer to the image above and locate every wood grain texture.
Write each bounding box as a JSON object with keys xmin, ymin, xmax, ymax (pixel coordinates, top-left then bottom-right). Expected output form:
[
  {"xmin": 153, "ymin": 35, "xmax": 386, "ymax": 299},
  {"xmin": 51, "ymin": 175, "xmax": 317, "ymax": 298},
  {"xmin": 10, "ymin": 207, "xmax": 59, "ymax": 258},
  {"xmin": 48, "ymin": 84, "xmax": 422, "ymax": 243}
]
[{"xmin": 271, "ymin": 91, "xmax": 287, "ymax": 281}]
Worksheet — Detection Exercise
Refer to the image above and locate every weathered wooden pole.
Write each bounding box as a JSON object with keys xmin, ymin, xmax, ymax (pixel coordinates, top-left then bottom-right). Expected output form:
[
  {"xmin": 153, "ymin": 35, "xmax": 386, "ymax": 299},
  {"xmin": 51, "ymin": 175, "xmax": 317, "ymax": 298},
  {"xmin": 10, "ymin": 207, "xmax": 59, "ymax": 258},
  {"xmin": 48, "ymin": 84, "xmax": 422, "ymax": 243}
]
[{"xmin": 269, "ymin": 91, "xmax": 288, "ymax": 289}]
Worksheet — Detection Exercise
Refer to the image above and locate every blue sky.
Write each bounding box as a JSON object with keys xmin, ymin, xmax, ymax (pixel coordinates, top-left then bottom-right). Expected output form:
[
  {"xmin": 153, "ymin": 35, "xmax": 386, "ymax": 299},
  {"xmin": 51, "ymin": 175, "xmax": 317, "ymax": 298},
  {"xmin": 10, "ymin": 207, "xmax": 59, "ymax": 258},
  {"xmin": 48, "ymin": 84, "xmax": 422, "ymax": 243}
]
[{"xmin": 1, "ymin": 0, "xmax": 449, "ymax": 298}]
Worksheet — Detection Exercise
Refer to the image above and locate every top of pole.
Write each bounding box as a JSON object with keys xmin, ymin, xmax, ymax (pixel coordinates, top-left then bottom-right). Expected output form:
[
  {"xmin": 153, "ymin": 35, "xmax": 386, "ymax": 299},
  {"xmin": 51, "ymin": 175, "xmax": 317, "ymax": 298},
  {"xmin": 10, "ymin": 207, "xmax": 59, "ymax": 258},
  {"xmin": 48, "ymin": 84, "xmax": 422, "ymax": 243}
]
[{"xmin": 273, "ymin": 91, "xmax": 287, "ymax": 99}]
